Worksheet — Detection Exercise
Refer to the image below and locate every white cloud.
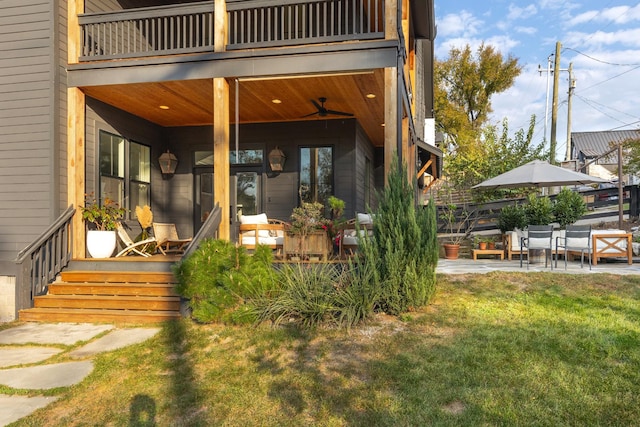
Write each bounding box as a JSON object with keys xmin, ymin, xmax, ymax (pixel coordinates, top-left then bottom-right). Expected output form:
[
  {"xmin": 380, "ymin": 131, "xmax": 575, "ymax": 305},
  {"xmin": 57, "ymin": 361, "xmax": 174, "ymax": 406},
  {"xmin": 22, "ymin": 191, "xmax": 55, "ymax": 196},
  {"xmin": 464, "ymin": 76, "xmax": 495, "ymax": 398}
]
[
  {"xmin": 566, "ymin": 28, "xmax": 640, "ymax": 48},
  {"xmin": 507, "ymin": 3, "xmax": 537, "ymax": 21},
  {"xmin": 515, "ymin": 26, "xmax": 538, "ymax": 35},
  {"xmin": 570, "ymin": 4, "xmax": 640, "ymax": 27},
  {"xmin": 437, "ymin": 11, "xmax": 483, "ymax": 38}
]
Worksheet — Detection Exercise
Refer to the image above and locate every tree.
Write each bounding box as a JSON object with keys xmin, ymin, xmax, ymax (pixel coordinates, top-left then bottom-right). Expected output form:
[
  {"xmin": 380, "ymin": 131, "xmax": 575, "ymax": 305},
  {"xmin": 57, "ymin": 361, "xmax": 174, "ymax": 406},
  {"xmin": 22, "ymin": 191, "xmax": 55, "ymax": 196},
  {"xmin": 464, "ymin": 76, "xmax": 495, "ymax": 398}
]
[
  {"xmin": 621, "ymin": 137, "xmax": 640, "ymax": 177},
  {"xmin": 445, "ymin": 116, "xmax": 546, "ymax": 199},
  {"xmin": 435, "ymin": 43, "xmax": 522, "ymax": 152}
]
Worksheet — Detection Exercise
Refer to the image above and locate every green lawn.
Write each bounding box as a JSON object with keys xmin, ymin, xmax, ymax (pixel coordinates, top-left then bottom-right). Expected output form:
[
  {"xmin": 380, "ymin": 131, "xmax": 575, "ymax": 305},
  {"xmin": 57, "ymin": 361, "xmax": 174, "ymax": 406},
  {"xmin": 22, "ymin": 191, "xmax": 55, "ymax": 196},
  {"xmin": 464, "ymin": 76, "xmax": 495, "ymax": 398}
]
[{"xmin": 11, "ymin": 272, "xmax": 640, "ymax": 426}]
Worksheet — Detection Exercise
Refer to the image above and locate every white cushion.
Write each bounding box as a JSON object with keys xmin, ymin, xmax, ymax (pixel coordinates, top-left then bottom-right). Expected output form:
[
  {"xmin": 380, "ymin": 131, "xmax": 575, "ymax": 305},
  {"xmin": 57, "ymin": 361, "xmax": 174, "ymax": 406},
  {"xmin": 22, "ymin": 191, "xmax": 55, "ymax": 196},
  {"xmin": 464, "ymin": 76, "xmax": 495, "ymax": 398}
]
[
  {"xmin": 592, "ymin": 229, "xmax": 628, "ymax": 252},
  {"xmin": 241, "ymin": 236, "xmax": 278, "ymax": 246},
  {"xmin": 357, "ymin": 213, "xmax": 373, "ymax": 225},
  {"xmin": 239, "ymin": 213, "xmax": 270, "ymax": 238}
]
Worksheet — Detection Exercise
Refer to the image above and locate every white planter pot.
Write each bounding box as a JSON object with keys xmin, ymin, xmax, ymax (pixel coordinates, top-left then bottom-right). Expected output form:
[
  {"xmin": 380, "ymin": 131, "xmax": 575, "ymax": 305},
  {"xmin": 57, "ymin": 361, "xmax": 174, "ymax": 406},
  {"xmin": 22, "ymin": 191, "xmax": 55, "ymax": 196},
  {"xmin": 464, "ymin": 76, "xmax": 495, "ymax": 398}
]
[{"xmin": 86, "ymin": 230, "xmax": 117, "ymax": 258}]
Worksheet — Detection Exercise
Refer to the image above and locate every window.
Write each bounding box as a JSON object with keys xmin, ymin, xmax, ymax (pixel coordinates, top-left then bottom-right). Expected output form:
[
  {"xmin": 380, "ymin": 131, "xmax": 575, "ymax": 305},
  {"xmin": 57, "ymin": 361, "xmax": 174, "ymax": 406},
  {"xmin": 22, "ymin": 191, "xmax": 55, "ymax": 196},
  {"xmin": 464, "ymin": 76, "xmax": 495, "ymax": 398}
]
[
  {"xmin": 99, "ymin": 131, "xmax": 150, "ymax": 218},
  {"xmin": 194, "ymin": 149, "xmax": 263, "ymax": 166},
  {"xmin": 300, "ymin": 146, "xmax": 333, "ymax": 206}
]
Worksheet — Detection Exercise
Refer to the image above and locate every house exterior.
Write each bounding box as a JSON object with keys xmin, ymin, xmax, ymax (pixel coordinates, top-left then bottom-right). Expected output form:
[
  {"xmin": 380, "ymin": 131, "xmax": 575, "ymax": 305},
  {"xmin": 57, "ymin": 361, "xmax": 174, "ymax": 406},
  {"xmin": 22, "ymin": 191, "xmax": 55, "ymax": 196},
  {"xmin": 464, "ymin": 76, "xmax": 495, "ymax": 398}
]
[
  {"xmin": 571, "ymin": 130, "xmax": 640, "ymax": 183},
  {"xmin": 0, "ymin": 0, "xmax": 439, "ymax": 320}
]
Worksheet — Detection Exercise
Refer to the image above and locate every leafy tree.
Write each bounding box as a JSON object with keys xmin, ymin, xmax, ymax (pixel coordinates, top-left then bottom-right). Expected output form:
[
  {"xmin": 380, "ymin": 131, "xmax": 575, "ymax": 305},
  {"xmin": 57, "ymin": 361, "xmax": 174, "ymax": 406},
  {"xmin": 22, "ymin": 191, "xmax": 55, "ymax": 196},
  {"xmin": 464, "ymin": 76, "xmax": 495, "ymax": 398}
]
[
  {"xmin": 621, "ymin": 137, "xmax": 640, "ymax": 176},
  {"xmin": 435, "ymin": 43, "xmax": 522, "ymax": 151},
  {"xmin": 445, "ymin": 116, "xmax": 546, "ymax": 199}
]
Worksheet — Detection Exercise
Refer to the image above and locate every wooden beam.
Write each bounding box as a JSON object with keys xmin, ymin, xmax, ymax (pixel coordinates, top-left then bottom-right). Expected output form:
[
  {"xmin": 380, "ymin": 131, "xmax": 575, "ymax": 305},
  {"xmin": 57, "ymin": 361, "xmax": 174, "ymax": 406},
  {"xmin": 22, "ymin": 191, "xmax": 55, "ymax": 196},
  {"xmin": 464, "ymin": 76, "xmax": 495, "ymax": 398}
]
[
  {"xmin": 213, "ymin": 78, "xmax": 230, "ymax": 239},
  {"xmin": 384, "ymin": 67, "xmax": 398, "ymax": 181},
  {"xmin": 416, "ymin": 159, "xmax": 432, "ymax": 179},
  {"xmin": 68, "ymin": 0, "xmax": 83, "ymax": 64},
  {"xmin": 214, "ymin": 0, "xmax": 227, "ymax": 52},
  {"xmin": 68, "ymin": 87, "xmax": 85, "ymax": 258},
  {"xmin": 68, "ymin": 1, "xmax": 85, "ymax": 258},
  {"xmin": 385, "ymin": 0, "xmax": 398, "ymax": 39}
]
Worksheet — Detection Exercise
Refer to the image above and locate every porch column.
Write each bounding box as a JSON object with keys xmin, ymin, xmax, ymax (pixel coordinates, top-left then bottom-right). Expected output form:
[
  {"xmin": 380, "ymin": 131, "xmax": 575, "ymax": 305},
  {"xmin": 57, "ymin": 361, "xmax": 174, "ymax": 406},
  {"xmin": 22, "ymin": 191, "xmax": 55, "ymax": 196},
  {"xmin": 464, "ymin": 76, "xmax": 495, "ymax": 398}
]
[
  {"xmin": 68, "ymin": 0, "xmax": 85, "ymax": 258},
  {"xmin": 213, "ymin": 78, "xmax": 230, "ymax": 240},
  {"xmin": 384, "ymin": 67, "xmax": 401, "ymax": 182}
]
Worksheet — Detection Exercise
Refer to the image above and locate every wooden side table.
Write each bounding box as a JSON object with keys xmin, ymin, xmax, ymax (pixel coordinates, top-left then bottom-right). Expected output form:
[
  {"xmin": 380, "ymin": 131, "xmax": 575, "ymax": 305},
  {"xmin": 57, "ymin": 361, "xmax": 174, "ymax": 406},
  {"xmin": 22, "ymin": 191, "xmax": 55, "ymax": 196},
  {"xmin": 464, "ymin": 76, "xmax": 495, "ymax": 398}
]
[{"xmin": 472, "ymin": 249, "xmax": 505, "ymax": 260}]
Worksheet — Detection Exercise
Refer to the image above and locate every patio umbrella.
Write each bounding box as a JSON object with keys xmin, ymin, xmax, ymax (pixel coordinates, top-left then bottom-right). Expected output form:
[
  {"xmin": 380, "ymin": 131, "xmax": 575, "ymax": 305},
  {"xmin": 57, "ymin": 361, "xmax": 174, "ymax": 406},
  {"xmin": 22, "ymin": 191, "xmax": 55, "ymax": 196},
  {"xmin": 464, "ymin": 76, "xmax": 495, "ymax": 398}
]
[{"xmin": 471, "ymin": 160, "xmax": 607, "ymax": 190}]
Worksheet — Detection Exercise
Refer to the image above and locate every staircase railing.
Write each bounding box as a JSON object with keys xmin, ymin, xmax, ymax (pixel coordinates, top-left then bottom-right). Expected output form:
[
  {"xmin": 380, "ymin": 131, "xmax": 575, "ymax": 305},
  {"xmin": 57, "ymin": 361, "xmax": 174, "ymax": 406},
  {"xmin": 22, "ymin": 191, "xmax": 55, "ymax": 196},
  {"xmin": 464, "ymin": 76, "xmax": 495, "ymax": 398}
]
[
  {"xmin": 182, "ymin": 203, "xmax": 221, "ymax": 259},
  {"xmin": 14, "ymin": 205, "xmax": 75, "ymax": 316}
]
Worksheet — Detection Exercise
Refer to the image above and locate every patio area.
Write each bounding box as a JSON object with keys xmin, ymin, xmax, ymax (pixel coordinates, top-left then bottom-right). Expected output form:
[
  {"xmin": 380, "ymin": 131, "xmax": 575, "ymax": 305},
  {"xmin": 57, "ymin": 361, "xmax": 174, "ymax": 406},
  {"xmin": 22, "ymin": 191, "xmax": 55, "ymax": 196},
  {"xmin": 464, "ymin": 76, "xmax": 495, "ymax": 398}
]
[{"xmin": 436, "ymin": 257, "xmax": 640, "ymax": 275}]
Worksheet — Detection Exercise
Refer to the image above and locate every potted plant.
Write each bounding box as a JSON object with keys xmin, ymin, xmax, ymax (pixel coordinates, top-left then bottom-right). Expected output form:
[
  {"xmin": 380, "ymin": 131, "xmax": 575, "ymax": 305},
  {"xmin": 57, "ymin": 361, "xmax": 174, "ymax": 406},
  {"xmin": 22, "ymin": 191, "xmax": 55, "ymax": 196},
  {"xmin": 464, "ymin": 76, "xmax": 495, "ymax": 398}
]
[
  {"xmin": 285, "ymin": 201, "xmax": 332, "ymax": 260},
  {"xmin": 440, "ymin": 202, "xmax": 474, "ymax": 259},
  {"xmin": 80, "ymin": 194, "xmax": 126, "ymax": 258},
  {"xmin": 552, "ymin": 188, "xmax": 587, "ymax": 229}
]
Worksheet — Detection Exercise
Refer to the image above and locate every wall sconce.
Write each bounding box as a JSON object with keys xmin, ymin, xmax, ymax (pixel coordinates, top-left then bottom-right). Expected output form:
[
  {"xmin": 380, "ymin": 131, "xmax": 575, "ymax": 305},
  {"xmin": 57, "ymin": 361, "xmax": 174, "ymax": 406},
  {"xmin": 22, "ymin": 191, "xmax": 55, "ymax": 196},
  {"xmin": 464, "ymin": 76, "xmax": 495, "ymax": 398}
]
[
  {"xmin": 268, "ymin": 147, "xmax": 286, "ymax": 172},
  {"xmin": 158, "ymin": 150, "xmax": 178, "ymax": 175}
]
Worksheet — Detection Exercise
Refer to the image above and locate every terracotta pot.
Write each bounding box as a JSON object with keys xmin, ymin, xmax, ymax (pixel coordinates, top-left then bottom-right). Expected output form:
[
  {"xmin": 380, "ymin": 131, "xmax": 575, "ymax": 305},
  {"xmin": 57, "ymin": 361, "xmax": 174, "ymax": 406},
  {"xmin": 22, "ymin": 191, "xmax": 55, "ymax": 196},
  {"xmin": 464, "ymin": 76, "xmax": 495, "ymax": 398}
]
[
  {"xmin": 488, "ymin": 242, "xmax": 496, "ymax": 250},
  {"xmin": 478, "ymin": 242, "xmax": 487, "ymax": 250},
  {"xmin": 443, "ymin": 243, "xmax": 460, "ymax": 260}
]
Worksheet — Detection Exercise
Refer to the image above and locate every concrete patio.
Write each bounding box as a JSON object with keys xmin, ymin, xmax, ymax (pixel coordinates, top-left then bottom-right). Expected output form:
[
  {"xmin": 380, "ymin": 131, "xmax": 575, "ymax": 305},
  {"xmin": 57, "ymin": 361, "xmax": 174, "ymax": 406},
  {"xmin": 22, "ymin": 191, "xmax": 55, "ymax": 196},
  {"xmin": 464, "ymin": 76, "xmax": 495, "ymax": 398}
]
[{"xmin": 436, "ymin": 257, "xmax": 640, "ymax": 275}]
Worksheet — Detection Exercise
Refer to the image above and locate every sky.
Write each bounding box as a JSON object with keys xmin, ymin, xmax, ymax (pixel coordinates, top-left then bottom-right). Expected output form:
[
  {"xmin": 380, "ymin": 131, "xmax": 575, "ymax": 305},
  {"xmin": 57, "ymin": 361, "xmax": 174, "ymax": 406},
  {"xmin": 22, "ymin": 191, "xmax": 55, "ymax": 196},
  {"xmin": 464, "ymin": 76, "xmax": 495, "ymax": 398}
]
[{"xmin": 433, "ymin": 0, "xmax": 640, "ymax": 161}]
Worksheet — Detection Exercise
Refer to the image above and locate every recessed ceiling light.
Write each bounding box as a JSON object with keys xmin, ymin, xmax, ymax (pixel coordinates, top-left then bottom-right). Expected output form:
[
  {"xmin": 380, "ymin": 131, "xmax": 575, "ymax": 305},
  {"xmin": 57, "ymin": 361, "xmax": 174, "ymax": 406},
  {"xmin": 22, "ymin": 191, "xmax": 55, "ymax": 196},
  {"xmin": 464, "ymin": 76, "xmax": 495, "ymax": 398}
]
[
  {"xmin": 381, "ymin": 123, "xmax": 385, "ymax": 127},
  {"xmin": 159, "ymin": 105, "xmax": 170, "ymax": 110},
  {"xmin": 272, "ymin": 99, "xmax": 282, "ymax": 104},
  {"xmin": 366, "ymin": 93, "xmax": 376, "ymax": 99}
]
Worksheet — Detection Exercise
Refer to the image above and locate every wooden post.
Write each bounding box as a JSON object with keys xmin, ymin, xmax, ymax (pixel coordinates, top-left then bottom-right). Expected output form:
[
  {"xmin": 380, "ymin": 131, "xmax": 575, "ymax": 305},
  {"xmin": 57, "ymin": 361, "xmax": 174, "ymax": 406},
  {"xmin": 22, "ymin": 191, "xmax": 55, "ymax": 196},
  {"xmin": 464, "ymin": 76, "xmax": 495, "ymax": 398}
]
[
  {"xmin": 214, "ymin": 0, "xmax": 227, "ymax": 52},
  {"xmin": 68, "ymin": 0, "xmax": 85, "ymax": 258},
  {"xmin": 384, "ymin": 67, "xmax": 398, "ymax": 181},
  {"xmin": 213, "ymin": 78, "xmax": 230, "ymax": 240}
]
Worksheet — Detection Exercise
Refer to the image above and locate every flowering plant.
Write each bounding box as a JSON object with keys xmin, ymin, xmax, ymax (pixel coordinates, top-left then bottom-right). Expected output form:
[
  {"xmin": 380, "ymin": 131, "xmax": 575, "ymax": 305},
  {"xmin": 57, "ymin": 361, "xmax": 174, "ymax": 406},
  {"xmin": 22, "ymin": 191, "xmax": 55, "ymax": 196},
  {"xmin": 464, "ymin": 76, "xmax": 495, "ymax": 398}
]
[{"xmin": 80, "ymin": 193, "xmax": 126, "ymax": 231}]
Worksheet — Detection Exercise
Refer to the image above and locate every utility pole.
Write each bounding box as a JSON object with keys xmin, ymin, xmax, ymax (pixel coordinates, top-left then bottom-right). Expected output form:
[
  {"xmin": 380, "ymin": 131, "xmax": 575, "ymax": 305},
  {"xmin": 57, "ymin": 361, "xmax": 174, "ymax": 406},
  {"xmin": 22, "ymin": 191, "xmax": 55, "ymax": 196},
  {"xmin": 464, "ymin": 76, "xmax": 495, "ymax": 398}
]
[
  {"xmin": 565, "ymin": 62, "xmax": 575, "ymax": 163},
  {"xmin": 538, "ymin": 55, "xmax": 554, "ymax": 145},
  {"xmin": 550, "ymin": 41, "xmax": 561, "ymax": 165}
]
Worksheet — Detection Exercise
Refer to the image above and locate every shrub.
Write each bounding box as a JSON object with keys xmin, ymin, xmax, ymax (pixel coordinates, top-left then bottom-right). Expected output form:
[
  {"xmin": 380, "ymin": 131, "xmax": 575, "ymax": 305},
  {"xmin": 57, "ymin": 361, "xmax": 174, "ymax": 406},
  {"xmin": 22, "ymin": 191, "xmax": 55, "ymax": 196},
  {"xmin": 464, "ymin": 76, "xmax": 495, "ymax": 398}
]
[
  {"xmin": 524, "ymin": 193, "xmax": 554, "ymax": 225},
  {"xmin": 174, "ymin": 239, "xmax": 276, "ymax": 324},
  {"xmin": 553, "ymin": 188, "xmax": 587, "ymax": 228},
  {"xmin": 498, "ymin": 203, "xmax": 527, "ymax": 233},
  {"xmin": 358, "ymin": 154, "xmax": 439, "ymax": 315}
]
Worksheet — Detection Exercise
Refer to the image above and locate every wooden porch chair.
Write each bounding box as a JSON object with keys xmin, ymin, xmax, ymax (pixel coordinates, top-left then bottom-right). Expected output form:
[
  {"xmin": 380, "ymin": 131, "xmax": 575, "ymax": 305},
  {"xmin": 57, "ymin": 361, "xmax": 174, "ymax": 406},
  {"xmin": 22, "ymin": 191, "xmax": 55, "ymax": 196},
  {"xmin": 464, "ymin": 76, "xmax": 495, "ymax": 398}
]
[
  {"xmin": 152, "ymin": 222, "xmax": 192, "ymax": 255},
  {"xmin": 115, "ymin": 223, "xmax": 156, "ymax": 257},
  {"xmin": 238, "ymin": 213, "xmax": 287, "ymax": 256},
  {"xmin": 338, "ymin": 213, "xmax": 374, "ymax": 258}
]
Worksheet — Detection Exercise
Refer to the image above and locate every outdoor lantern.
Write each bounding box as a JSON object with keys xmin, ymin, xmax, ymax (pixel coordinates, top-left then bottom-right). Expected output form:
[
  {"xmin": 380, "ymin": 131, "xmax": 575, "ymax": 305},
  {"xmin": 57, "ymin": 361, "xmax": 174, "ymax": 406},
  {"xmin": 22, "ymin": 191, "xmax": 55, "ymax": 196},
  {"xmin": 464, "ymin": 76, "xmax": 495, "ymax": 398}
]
[
  {"xmin": 158, "ymin": 150, "xmax": 178, "ymax": 175},
  {"xmin": 268, "ymin": 147, "xmax": 286, "ymax": 172}
]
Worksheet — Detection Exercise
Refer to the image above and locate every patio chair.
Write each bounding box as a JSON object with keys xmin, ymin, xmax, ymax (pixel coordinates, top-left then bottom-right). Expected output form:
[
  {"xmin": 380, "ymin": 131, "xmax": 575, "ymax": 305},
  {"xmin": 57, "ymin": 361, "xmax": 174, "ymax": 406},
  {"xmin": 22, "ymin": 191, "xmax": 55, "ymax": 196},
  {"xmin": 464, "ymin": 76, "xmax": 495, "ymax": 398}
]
[
  {"xmin": 152, "ymin": 222, "xmax": 192, "ymax": 255},
  {"xmin": 520, "ymin": 225, "xmax": 554, "ymax": 269},
  {"xmin": 338, "ymin": 213, "xmax": 374, "ymax": 258},
  {"xmin": 115, "ymin": 223, "xmax": 156, "ymax": 257},
  {"xmin": 238, "ymin": 213, "xmax": 287, "ymax": 255},
  {"xmin": 555, "ymin": 224, "xmax": 591, "ymax": 270}
]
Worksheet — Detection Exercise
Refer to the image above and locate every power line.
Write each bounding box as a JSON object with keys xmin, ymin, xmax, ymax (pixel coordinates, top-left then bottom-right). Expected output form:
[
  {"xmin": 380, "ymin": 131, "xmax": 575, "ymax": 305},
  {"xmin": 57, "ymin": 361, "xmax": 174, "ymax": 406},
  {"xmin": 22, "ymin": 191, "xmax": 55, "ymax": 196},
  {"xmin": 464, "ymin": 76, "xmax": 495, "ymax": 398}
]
[
  {"xmin": 574, "ymin": 94, "xmax": 637, "ymax": 120},
  {"xmin": 577, "ymin": 64, "xmax": 640, "ymax": 92},
  {"xmin": 609, "ymin": 120, "xmax": 640, "ymax": 131},
  {"xmin": 564, "ymin": 47, "xmax": 640, "ymax": 66},
  {"xmin": 574, "ymin": 94, "xmax": 630, "ymax": 125}
]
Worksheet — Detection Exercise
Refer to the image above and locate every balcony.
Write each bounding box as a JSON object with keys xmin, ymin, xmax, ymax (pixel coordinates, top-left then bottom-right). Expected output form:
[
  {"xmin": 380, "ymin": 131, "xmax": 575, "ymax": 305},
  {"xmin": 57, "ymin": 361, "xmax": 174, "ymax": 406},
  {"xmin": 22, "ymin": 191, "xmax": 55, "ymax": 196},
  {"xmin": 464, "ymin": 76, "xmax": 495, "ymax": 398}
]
[{"xmin": 78, "ymin": 0, "xmax": 386, "ymax": 61}]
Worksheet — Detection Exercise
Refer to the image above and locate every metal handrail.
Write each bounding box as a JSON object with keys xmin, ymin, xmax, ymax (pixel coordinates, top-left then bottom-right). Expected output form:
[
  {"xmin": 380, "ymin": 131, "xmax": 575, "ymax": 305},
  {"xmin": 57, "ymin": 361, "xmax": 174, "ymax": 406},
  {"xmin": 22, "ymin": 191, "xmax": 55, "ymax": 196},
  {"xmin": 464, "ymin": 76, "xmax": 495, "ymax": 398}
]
[
  {"xmin": 182, "ymin": 203, "xmax": 221, "ymax": 259},
  {"xmin": 14, "ymin": 205, "xmax": 75, "ymax": 316}
]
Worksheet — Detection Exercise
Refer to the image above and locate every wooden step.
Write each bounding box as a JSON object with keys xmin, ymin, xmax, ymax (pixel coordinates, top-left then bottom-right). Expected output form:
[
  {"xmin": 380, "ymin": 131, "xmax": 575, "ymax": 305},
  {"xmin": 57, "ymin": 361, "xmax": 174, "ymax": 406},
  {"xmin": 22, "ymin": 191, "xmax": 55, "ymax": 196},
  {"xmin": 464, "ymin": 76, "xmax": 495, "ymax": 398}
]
[
  {"xmin": 19, "ymin": 308, "xmax": 181, "ymax": 323},
  {"xmin": 48, "ymin": 282, "xmax": 179, "ymax": 297},
  {"xmin": 61, "ymin": 271, "xmax": 177, "ymax": 284},
  {"xmin": 34, "ymin": 295, "xmax": 181, "ymax": 311}
]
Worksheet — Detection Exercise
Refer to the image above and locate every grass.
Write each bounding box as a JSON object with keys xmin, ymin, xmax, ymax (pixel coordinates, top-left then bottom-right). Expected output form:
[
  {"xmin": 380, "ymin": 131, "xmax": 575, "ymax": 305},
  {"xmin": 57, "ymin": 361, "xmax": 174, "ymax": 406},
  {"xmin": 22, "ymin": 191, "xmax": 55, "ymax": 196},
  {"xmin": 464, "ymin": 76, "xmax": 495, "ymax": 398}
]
[{"xmin": 8, "ymin": 272, "xmax": 640, "ymax": 426}]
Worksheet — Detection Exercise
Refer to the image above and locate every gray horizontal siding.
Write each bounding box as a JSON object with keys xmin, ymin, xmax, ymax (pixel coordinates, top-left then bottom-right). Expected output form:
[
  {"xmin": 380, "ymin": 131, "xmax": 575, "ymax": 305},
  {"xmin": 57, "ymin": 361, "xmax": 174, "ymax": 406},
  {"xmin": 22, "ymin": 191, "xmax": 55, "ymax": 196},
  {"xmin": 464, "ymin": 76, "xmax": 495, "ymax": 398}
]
[{"xmin": 0, "ymin": 1, "xmax": 54, "ymax": 261}]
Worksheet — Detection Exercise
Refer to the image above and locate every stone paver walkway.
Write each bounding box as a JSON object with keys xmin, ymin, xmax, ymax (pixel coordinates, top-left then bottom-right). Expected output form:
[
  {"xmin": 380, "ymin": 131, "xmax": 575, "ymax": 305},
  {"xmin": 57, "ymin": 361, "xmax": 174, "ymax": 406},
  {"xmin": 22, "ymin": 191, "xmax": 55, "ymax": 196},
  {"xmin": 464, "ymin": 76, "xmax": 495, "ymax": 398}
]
[{"xmin": 0, "ymin": 323, "xmax": 160, "ymax": 426}]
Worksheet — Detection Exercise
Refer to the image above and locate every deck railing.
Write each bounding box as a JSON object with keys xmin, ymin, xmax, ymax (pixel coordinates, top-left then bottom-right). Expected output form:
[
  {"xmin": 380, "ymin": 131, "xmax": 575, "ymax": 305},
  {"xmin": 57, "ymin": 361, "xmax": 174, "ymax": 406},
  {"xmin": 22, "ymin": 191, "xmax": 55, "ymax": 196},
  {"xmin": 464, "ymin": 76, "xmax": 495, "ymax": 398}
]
[
  {"xmin": 14, "ymin": 205, "xmax": 75, "ymax": 315},
  {"xmin": 78, "ymin": 0, "xmax": 385, "ymax": 61},
  {"xmin": 79, "ymin": 2, "xmax": 215, "ymax": 61},
  {"xmin": 182, "ymin": 203, "xmax": 221, "ymax": 259},
  {"xmin": 227, "ymin": 0, "xmax": 384, "ymax": 49}
]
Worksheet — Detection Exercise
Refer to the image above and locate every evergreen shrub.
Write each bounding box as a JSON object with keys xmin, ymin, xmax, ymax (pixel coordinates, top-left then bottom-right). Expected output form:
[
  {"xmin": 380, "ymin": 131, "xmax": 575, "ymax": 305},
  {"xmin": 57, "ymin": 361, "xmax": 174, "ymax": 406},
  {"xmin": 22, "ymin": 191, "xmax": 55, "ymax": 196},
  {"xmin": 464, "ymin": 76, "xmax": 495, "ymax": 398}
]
[
  {"xmin": 174, "ymin": 239, "xmax": 276, "ymax": 324},
  {"xmin": 497, "ymin": 203, "xmax": 527, "ymax": 233},
  {"xmin": 358, "ymin": 155, "xmax": 439, "ymax": 315},
  {"xmin": 553, "ymin": 188, "xmax": 587, "ymax": 228}
]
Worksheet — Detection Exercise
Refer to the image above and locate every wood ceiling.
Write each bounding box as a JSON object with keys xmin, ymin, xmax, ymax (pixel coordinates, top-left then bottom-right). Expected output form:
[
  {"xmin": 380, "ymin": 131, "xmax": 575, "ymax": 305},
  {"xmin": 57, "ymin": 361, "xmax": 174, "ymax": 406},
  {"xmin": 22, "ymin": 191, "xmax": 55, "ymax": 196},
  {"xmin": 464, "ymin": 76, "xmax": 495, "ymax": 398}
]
[{"xmin": 81, "ymin": 69, "xmax": 386, "ymax": 146}]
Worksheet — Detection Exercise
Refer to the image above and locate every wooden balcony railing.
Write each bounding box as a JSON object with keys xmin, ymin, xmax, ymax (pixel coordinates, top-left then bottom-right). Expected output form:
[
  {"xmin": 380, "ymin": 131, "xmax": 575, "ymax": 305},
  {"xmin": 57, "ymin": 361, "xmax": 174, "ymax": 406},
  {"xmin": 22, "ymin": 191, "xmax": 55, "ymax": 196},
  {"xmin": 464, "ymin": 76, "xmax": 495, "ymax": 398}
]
[
  {"xmin": 78, "ymin": 0, "xmax": 385, "ymax": 61},
  {"xmin": 79, "ymin": 2, "xmax": 215, "ymax": 61},
  {"xmin": 227, "ymin": 0, "xmax": 385, "ymax": 49}
]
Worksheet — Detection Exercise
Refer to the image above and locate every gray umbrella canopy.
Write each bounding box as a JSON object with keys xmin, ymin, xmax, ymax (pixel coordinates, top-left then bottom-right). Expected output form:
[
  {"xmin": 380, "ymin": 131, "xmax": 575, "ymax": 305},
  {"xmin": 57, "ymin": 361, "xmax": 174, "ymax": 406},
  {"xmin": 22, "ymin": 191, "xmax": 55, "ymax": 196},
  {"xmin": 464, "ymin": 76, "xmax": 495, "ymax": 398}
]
[{"xmin": 472, "ymin": 160, "xmax": 608, "ymax": 190}]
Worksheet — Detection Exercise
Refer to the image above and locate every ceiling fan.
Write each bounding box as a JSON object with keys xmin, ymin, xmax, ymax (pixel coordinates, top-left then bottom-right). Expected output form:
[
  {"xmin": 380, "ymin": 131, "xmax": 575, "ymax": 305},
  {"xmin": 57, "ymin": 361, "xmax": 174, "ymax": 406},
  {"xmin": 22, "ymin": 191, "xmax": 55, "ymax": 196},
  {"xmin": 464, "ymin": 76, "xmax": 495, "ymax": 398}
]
[{"xmin": 302, "ymin": 97, "xmax": 354, "ymax": 118}]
